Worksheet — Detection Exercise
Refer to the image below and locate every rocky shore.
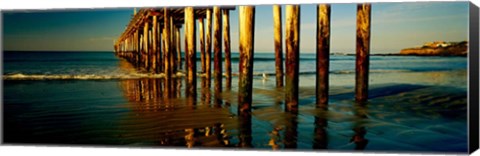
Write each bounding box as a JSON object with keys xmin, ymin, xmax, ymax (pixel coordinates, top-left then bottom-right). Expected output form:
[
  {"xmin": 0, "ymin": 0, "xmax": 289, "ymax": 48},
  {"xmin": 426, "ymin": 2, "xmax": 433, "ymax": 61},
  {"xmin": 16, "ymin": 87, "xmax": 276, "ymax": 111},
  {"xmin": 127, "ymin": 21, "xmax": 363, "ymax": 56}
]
[{"xmin": 399, "ymin": 41, "xmax": 468, "ymax": 56}]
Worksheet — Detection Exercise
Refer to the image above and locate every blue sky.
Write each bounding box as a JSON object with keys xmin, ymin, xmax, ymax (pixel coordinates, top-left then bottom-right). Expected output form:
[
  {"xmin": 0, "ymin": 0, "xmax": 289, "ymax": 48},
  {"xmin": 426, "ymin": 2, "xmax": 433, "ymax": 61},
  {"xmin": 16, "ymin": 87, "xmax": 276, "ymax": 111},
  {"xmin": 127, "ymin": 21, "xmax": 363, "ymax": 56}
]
[{"xmin": 2, "ymin": 2, "xmax": 469, "ymax": 53}]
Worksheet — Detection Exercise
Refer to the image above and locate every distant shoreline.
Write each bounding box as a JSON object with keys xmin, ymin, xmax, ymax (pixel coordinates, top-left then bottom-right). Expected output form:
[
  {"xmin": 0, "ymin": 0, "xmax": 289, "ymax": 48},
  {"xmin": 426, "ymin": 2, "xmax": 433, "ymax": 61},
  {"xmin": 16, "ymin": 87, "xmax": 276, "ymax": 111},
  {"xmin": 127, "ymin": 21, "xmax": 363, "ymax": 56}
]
[
  {"xmin": 397, "ymin": 41, "xmax": 468, "ymax": 57},
  {"xmin": 4, "ymin": 50, "xmax": 468, "ymax": 57},
  {"xmin": 343, "ymin": 53, "xmax": 467, "ymax": 57}
]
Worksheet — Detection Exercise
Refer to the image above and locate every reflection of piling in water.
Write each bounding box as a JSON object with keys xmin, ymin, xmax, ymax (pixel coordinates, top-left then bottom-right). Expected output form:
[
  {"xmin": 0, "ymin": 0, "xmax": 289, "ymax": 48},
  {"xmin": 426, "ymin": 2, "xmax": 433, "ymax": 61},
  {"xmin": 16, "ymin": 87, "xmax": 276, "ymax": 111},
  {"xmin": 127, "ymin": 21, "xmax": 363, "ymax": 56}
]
[
  {"xmin": 238, "ymin": 111, "xmax": 252, "ymax": 148},
  {"xmin": 351, "ymin": 103, "xmax": 369, "ymax": 150},
  {"xmin": 284, "ymin": 112, "xmax": 298, "ymax": 149},
  {"xmin": 121, "ymin": 79, "xmax": 165, "ymax": 112},
  {"xmin": 237, "ymin": 6, "xmax": 255, "ymax": 114},
  {"xmin": 355, "ymin": 4, "xmax": 371, "ymax": 103},
  {"xmin": 200, "ymin": 78, "xmax": 207, "ymax": 105},
  {"xmin": 185, "ymin": 128, "xmax": 196, "ymax": 148},
  {"xmin": 273, "ymin": 5, "xmax": 284, "ymax": 88},
  {"xmin": 176, "ymin": 77, "xmax": 182, "ymax": 98},
  {"xmin": 316, "ymin": 4, "xmax": 330, "ymax": 107},
  {"xmin": 285, "ymin": 5, "xmax": 300, "ymax": 113},
  {"xmin": 313, "ymin": 107, "xmax": 328, "ymax": 149}
]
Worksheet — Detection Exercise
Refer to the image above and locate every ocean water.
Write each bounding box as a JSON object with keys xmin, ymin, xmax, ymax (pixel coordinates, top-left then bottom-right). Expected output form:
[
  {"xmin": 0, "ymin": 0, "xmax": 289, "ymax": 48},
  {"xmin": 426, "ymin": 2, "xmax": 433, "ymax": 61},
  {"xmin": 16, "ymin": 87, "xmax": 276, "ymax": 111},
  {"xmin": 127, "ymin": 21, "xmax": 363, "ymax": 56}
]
[{"xmin": 3, "ymin": 51, "xmax": 468, "ymax": 153}]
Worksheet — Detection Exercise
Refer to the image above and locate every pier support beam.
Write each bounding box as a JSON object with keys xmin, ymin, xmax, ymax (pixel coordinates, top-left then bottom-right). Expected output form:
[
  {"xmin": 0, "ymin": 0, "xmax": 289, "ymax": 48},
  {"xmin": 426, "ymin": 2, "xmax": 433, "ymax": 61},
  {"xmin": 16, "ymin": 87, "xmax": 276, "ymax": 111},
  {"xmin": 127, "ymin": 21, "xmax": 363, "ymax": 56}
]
[
  {"xmin": 164, "ymin": 27, "xmax": 168, "ymax": 75},
  {"xmin": 139, "ymin": 34, "xmax": 144, "ymax": 67},
  {"xmin": 213, "ymin": 6, "xmax": 223, "ymax": 96},
  {"xmin": 164, "ymin": 8, "xmax": 172, "ymax": 97},
  {"xmin": 136, "ymin": 29, "xmax": 141, "ymax": 67},
  {"xmin": 199, "ymin": 18, "xmax": 206, "ymax": 74},
  {"xmin": 223, "ymin": 9, "xmax": 232, "ymax": 90},
  {"xmin": 152, "ymin": 16, "xmax": 158, "ymax": 73},
  {"xmin": 355, "ymin": 4, "xmax": 371, "ymax": 103},
  {"xmin": 237, "ymin": 6, "xmax": 255, "ymax": 114},
  {"xmin": 185, "ymin": 7, "xmax": 197, "ymax": 97},
  {"xmin": 273, "ymin": 5, "xmax": 284, "ymax": 88},
  {"xmin": 184, "ymin": 16, "xmax": 189, "ymax": 75},
  {"xmin": 158, "ymin": 24, "xmax": 163, "ymax": 73},
  {"xmin": 205, "ymin": 9, "xmax": 213, "ymax": 86},
  {"xmin": 316, "ymin": 4, "xmax": 330, "ymax": 107},
  {"xmin": 143, "ymin": 22, "xmax": 149, "ymax": 71},
  {"xmin": 148, "ymin": 30, "xmax": 152, "ymax": 71},
  {"xmin": 176, "ymin": 26, "xmax": 181, "ymax": 71},
  {"xmin": 170, "ymin": 17, "xmax": 176, "ymax": 75},
  {"xmin": 285, "ymin": 5, "xmax": 300, "ymax": 113}
]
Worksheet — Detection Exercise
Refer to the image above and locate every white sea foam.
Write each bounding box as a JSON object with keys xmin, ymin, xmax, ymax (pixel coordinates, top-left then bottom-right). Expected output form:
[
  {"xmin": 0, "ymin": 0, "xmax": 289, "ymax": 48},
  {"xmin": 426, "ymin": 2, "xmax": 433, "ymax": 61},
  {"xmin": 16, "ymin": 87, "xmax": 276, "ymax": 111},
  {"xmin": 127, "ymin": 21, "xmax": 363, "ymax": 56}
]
[
  {"xmin": 3, "ymin": 69, "xmax": 414, "ymax": 80},
  {"xmin": 3, "ymin": 73, "xmax": 166, "ymax": 80}
]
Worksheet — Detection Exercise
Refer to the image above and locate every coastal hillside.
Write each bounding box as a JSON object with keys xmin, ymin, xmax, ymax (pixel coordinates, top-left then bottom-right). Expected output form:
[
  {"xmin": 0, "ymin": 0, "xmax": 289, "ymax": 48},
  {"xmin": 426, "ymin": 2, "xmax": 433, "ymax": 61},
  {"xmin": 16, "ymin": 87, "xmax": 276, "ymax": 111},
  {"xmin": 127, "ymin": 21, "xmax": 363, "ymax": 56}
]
[{"xmin": 400, "ymin": 41, "xmax": 468, "ymax": 56}]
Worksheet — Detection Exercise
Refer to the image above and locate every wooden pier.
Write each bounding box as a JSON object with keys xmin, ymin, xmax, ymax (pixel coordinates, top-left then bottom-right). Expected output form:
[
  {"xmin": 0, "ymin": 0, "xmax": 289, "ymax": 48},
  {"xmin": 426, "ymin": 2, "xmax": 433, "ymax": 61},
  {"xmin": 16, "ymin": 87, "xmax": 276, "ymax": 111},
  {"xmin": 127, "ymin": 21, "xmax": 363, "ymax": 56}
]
[{"xmin": 114, "ymin": 4, "xmax": 372, "ymax": 113}]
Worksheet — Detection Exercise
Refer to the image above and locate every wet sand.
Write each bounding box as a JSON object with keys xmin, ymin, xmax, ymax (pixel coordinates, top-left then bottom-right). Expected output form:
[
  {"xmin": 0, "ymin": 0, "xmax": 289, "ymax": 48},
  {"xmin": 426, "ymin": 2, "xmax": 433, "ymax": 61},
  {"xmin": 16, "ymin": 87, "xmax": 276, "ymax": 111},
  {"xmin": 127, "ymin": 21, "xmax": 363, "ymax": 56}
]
[{"xmin": 3, "ymin": 67, "xmax": 468, "ymax": 153}]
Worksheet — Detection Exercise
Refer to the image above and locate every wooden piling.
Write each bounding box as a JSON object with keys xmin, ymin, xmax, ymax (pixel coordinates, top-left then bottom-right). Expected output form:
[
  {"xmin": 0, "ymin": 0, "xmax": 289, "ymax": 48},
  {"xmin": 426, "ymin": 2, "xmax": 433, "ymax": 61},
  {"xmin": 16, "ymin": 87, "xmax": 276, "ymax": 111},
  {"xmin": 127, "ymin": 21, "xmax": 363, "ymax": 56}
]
[
  {"xmin": 132, "ymin": 35, "xmax": 136, "ymax": 61},
  {"xmin": 131, "ymin": 33, "xmax": 134, "ymax": 64},
  {"xmin": 223, "ymin": 9, "xmax": 232, "ymax": 90},
  {"xmin": 128, "ymin": 37, "xmax": 131, "ymax": 60},
  {"xmin": 185, "ymin": 7, "xmax": 197, "ymax": 97},
  {"xmin": 152, "ymin": 16, "xmax": 158, "ymax": 73},
  {"xmin": 128, "ymin": 37, "xmax": 131, "ymax": 61},
  {"xmin": 125, "ymin": 38, "xmax": 128, "ymax": 59},
  {"xmin": 213, "ymin": 6, "xmax": 222, "ymax": 95},
  {"xmin": 285, "ymin": 5, "xmax": 300, "ymax": 113},
  {"xmin": 237, "ymin": 6, "xmax": 255, "ymax": 114},
  {"xmin": 316, "ymin": 4, "xmax": 330, "ymax": 107},
  {"xmin": 158, "ymin": 24, "xmax": 163, "ymax": 73},
  {"xmin": 143, "ymin": 22, "xmax": 149, "ymax": 71},
  {"xmin": 125, "ymin": 39, "xmax": 128, "ymax": 58},
  {"xmin": 171, "ymin": 25, "xmax": 176, "ymax": 74},
  {"xmin": 136, "ymin": 30, "xmax": 141, "ymax": 67},
  {"xmin": 126, "ymin": 38, "xmax": 129, "ymax": 59},
  {"xmin": 205, "ymin": 9, "xmax": 212, "ymax": 85},
  {"xmin": 164, "ymin": 27, "xmax": 168, "ymax": 74},
  {"xmin": 170, "ymin": 17, "xmax": 176, "ymax": 75},
  {"xmin": 148, "ymin": 30, "xmax": 152, "ymax": 71},
  {"xmin": 273, "ymin": 5, "xmax": 284, "ymax": 88},
  {"xmin": 164, "ymin": 8, "xmax": 172, "ymax": 97},
  {"xmin": 139, "ymin": 34, "xmax": 143, "ymax": 66},
  {"xmin": 132, "ymin": 36, "xmax": 135, "ymax": 61},
  {"xmin": 199, "ymin": 18, "xmax": 206, "ymax": 74},
  {"xmin": 123, "ymin": 40, "xmax": 125, "ymax": 55},
  {"xmin": 176, "ymin": 26, "xmax": 181, "ymax": 71},
  {"xmin": 355, "ymin": 4, "xmax": 371, "ymax": 103},
  {"xmin": 184, "ymin": 15, "xmax": 189, "ymax": 77}
]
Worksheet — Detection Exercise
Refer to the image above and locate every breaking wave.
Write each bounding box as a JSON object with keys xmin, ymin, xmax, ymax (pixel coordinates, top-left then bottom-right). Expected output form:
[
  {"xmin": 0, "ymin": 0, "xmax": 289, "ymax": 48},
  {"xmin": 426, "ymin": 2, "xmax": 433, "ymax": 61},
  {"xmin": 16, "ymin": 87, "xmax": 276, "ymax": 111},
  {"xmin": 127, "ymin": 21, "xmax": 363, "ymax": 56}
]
[
  {"xmin": 3, "ymin": 69, "xmax": 412, "ymax": 80},
  {"xmin": 3, "ymin": 73, "xmax": 167, "ymax": 80}
]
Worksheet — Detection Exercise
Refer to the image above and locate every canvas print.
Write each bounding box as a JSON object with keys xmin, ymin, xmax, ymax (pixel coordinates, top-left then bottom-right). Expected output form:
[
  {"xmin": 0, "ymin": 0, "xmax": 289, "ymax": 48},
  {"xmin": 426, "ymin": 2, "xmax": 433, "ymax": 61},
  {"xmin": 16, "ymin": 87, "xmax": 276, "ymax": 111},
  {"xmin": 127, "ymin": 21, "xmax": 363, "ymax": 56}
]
[{"xmin": 2, "ymin": 1, "xmax": 476, "ymax": 154}]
